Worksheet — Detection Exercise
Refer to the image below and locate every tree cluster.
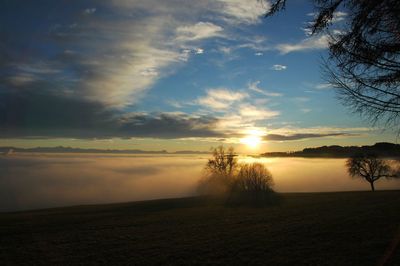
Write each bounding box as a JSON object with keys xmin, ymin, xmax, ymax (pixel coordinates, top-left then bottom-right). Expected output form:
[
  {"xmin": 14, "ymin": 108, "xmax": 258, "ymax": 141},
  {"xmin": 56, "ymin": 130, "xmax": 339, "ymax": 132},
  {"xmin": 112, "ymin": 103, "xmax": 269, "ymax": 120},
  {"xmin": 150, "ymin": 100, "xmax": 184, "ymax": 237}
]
[{"xmin": 199, "ymin": 146, "xmax": 275, "ymax": 204}]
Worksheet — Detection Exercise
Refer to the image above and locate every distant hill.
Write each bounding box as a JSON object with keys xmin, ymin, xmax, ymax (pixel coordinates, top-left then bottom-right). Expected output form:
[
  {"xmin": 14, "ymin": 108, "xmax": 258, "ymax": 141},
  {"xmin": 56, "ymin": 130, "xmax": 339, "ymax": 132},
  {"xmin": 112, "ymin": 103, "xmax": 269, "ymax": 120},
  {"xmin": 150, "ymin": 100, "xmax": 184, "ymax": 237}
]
[
  {"xmin": 0, "ymin": 146, "xmax": 208, "ymax": 155},
  {"xmin": 261, "ymin": 142, "xmax": 400, "ymax": 158}
]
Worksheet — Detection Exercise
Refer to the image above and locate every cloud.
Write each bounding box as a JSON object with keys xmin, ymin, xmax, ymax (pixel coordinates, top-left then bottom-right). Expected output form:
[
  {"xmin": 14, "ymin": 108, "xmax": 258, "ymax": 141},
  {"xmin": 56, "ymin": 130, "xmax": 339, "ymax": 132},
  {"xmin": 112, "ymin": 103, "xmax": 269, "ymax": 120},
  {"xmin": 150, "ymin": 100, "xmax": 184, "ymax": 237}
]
[
  {"xmin": 236, "ymin": 35, "xmax": 269, "ymax": 51},
  {"xmin": 217, "ymin": 36, "xmax": 270, "ymax": 59},
  {"xmin": 264, "ymin": 133, "xmax": 353, "ymax": 141},
  {"xmin": 248, "ymin": 81, "xmax": 283, "ymax": 97},
  {"xmin": 1, "ymin": 0, "xmax": 269, "ymax": 111},
  {"xmin": 276, "ymin": 34, "xmax": 329, "ymax": 54},
  {"xmin": 292, "ymin": 97, "xmax": 310, "ymax": 103},
  {"xmin": 219, "ymin": 46, "xmax": 232, "ymax": 54},
  {"xmin": 197, "ymin": 88, "xmax": 248, "ymax": 110},
  {"xmin": 270, "ymin": 64, "xmax": 287, "ymax": 71},
  {"xmin": 119, "ymin": 112, "xmax": 222, "ymax": 139},
  {"xmin": 15, "ymin": 62, "xmax": 61, "ymax": 75},
  {"xmin": 166, "ymin": 99, "xmax": 183, "ymax": 108},
  {"xmin": 84, "ymin": 8, "xmax": 96, "ymax": 14},
  {"xmin": 0, "ymin": 0, "xmax": 276, "ymax": 140},
  {"xmin": 239, "ymin": 104, "xmax": 279, "ymax": 119},
  {"xmin": 263, "ymin": 125, "xmax": 372, "ymax": 141},
  {"xmin": 280, "ymin": 10, "xmax": 346, "ymax": 54},
  {"xmin": 193, "ymin": 84, "xmax": 281, "ymax": 135},
  {"xmin": 194, "ymin": 48, "xmax": 204, "ymax": 54},
  {"xmin": 300, "ymin": 108, "xmax": 312, "ymax": 113},
  {"xmin": 215, "ymin": 0, "xmax": 270, "ymax": 25},
  {"xmin": 307, "ymin": 11, "xmax": 347, "ymax": 23},
  {"xmin": 175, "ymin": 22, "xmax": 223, "ymax": 42},
  {"xmin": 0, "ymin": 88, "xmax": 223, "ymax": 139},
  {"xmin": 331, "ymin": 11, "xmax": 347, "ymax": 23},
  {"xmin": 7, "ymin": 74, "xmax": 37, "ymax": 86},
  {"xmin": 314, "ymin": 83, "xmax": 332, "ymax": 90}
]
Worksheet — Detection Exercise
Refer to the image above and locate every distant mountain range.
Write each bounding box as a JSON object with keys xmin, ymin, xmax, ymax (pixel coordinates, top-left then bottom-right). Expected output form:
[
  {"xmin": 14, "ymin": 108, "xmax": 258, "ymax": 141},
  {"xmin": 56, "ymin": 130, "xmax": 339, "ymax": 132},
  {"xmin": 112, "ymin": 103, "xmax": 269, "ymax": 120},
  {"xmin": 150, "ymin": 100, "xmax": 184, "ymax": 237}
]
[
  {"xmin": 2, "ymin": 142, "xmax": 400, "ymax": 158},
  {"xmin": 261, "ymin": 142, "xmax": 400, "ymax": 158},
  {"xmin": 0, "ymin": 146, "xmax": 208, "ymax": 155}
]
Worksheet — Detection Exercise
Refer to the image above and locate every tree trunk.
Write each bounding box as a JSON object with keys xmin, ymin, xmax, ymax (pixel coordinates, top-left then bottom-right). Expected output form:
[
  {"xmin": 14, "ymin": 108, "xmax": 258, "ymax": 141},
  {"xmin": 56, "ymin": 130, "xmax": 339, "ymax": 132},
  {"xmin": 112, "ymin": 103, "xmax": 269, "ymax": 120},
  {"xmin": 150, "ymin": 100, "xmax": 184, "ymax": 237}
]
[{"xmin": 370, "ymin": 181, "xmax": 375, "ymax": 192}]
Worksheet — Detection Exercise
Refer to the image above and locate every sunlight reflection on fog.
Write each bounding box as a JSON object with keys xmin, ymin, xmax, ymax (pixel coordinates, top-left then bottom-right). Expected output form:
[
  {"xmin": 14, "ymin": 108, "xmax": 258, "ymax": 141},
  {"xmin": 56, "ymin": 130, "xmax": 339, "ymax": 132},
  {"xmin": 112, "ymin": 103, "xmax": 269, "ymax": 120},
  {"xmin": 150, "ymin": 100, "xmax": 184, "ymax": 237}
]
[{"xmin": 1, "ymin": 153, "xmax": 399, "ymax": 211}]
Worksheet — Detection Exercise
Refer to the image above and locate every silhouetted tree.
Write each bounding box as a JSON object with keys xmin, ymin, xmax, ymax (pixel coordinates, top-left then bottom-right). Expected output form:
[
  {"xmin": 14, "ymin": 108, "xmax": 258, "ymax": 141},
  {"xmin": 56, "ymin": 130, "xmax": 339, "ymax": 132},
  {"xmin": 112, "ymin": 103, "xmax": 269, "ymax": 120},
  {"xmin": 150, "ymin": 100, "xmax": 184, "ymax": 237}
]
[
  {"xmin": 234, "ymin": 163, "xmax": 274, "ymax": 193},
  {"xmin": 346, "ymin": 154, "xmax": 397, "ymax": 191},
  {"xmin": 266, "ymin": 0, "xmax": 400, "ymax": 130},
  {"xmin": 205, "ymin": 146, "xmax": 238, "ymax": 178},
  {"xmin": 198, "ymin": 146, "xmax": 238, "ymax": 195},
  {"xmin": 229, "ymin": 163, "xmax": 275, "ymax": 205}
]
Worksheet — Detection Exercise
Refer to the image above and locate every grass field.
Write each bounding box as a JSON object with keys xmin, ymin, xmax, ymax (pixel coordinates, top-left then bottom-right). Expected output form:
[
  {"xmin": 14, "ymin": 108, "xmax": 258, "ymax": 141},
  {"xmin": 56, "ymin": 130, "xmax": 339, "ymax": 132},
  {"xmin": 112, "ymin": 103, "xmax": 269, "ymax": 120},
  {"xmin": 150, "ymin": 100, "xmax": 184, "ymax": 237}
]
[{"xmin": 1, "ymin": 191, "xmax": 399, "ymax": 265}]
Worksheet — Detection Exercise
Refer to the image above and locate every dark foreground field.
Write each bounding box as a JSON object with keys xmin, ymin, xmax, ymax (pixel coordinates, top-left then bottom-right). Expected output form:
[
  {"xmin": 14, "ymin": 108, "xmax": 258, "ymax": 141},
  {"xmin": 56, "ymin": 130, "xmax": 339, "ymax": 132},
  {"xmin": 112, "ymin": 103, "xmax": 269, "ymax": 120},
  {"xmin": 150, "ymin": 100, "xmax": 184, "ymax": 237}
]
[{"xmin": 1, "ymin": 191, "xmax": 399, "ymax": 265}]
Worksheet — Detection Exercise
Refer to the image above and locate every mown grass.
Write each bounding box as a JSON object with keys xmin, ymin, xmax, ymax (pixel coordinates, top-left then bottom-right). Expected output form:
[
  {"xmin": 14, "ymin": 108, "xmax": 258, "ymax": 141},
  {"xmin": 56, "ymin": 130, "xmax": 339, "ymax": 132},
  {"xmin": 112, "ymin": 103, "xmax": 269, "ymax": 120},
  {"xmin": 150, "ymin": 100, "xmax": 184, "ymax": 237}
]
[{"xmin": 1, "ymin": 191, "xmax": 399, "ymax": 265}]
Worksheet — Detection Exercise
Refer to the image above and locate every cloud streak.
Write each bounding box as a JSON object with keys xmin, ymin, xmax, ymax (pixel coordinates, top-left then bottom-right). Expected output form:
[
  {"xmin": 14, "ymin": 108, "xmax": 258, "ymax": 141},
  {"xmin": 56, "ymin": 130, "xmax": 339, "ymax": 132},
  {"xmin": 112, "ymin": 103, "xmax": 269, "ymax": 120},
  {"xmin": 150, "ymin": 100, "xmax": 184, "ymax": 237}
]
[
  {"xmin": 248, "ymin": 81, "xmax": 283, "ymax": 97},
  {"xmin": 276, "ymin": 34, "xmax": 329, "ymax": 54},
  {"xmin": 264, "ymin": 133, "xmax": 354, "ymax": 141}
]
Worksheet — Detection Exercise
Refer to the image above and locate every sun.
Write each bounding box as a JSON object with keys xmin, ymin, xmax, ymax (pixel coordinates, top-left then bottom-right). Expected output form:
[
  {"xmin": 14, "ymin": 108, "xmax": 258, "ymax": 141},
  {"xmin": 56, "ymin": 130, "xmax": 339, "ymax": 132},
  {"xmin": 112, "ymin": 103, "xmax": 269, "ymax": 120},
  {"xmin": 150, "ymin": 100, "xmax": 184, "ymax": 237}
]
[{"xmin": 241, "ymin": 135, "xmax": 262, "ymax": 148}]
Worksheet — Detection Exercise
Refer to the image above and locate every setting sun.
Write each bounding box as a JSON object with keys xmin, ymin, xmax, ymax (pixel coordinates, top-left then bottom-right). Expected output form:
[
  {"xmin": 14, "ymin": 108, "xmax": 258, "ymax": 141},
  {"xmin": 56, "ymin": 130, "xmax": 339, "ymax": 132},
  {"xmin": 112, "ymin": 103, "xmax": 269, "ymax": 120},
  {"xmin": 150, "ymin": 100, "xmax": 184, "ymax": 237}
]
[{"xmin": 241, "ymin": 135, "xmax": 262, "ymax": 148}]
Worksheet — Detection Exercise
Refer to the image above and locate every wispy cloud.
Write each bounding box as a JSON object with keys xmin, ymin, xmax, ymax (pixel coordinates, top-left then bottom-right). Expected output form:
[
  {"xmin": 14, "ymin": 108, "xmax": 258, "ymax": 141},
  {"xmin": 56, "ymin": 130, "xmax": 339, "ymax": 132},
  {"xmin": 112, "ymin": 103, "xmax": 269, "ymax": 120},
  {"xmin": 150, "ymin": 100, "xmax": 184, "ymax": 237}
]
[
  {"xmin": 248, "ymin": 81, "xmax": 283, "ymax": 97},
  {"xmin": 84, "ymin": 8, "xmax": 96, "ymax": 15},
  {"xmin": 194, "ymin": 48, "xmax": 204, "ymax": 54},
  {"xmin": 166, "ymin": 99, "xmax": 184, "ymax": 108},
  {"xmin": 281, "ymin": 10, "xmax": 346, "ymax": 54},
  {"xmin": 270, "ymin": 64, "xmax": 287, "ymax": 71},
  {"xmin": 239, "ymin": 104, "xmax": 279, "ymax": 119},
  {"xmin": 307, "ymin": 11, "xmax": 347, "ymax": 23},
  {"xmin": 314, "ymin": 83, "xmax": 332, "ymax": 90},
  {"xmin": 197, "ymin": 88, "xmax": 248, "ymax": 110},
  {"xmin": 276, "ymin": 34, "xmax": 329, "ymax": 54},
  {"xmin": 219, "ymin": 46, "xmax": 232, "ymax": 54},
  {"xmin": 215, "ymin": 0, "xmax": 270, "ymax": 25},
  {"xmin": 175, "ymin": 22, "xmax": 223, "ymax": 42},
  {"xmin": 292, "ymin": 97, "xmax": 310, "ymax": 103}
]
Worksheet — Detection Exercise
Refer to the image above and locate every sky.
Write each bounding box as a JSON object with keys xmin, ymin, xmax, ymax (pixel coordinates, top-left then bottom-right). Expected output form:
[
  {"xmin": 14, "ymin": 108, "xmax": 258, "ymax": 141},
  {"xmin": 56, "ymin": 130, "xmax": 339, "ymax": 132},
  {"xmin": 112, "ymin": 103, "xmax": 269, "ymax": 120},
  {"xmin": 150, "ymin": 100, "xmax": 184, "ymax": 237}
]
[{"xmin": 0, "ymin": 0, "xmax": 397, "ymax": 153}]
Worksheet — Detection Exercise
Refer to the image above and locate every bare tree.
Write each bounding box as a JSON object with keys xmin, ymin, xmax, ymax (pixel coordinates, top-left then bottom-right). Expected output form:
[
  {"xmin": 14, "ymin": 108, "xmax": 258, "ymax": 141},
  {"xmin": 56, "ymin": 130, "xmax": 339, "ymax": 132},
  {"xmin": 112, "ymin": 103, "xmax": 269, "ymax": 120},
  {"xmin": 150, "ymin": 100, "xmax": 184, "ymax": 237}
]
[
  {"xmin": 346, "ymin": 154, "xmax": 397, "ymax": 191},
  {"xmin": 204, "ymin": 146, "xmax": 238, "ymax": 178},
  {"xmin": 229, "ymin": 163, "xmax": 275, "ymax": 204},
  {"xmin": 266, "ymin": 0, "xmax": 400, "ymax": 130},
  {"xmin": 198, "ymin": 146, "xmax": 238, "ymax": 196},
  {"xmin": 234, "ymin": 163, "xmax": 274, "ymax": 193}
]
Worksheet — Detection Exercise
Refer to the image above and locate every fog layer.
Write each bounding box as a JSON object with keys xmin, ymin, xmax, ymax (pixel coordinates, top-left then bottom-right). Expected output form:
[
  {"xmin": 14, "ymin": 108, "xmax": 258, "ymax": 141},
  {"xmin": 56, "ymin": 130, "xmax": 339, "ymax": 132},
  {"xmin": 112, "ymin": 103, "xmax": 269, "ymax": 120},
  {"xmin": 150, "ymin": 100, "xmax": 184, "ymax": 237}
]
[{"xmin": 1, "ymin": 154, "xmax": 399, "ymax": 211}]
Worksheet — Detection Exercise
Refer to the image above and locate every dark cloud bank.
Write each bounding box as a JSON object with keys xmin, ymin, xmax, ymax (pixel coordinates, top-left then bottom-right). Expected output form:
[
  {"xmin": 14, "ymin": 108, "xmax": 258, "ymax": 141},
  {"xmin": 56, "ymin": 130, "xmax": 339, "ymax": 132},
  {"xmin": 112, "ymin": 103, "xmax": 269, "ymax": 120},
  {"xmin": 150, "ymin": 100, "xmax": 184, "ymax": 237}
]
[{"xmin": 0, "ymin": 88, "xmax": 221, "ymax": 139}]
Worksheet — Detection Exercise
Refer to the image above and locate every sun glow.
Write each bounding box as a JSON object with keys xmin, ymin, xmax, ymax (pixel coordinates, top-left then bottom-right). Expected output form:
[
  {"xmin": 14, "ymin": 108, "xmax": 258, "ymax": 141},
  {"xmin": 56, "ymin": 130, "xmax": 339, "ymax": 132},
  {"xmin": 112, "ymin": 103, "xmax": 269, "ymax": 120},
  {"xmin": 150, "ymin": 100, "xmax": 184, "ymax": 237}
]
[{"xmin": 241, "ymin": 135, "xmax": 262, "ymax": 148}]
